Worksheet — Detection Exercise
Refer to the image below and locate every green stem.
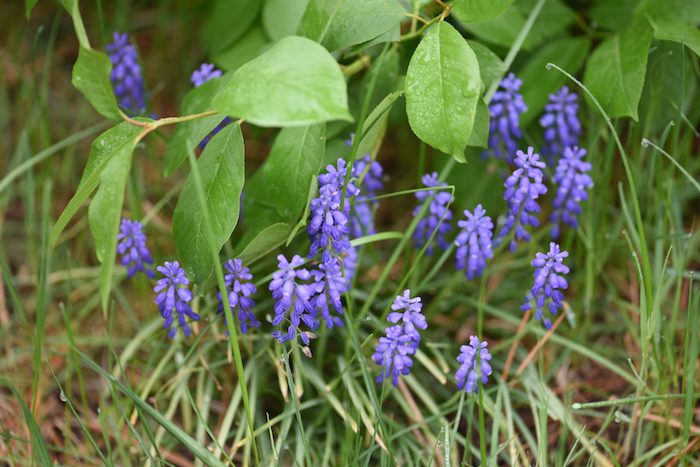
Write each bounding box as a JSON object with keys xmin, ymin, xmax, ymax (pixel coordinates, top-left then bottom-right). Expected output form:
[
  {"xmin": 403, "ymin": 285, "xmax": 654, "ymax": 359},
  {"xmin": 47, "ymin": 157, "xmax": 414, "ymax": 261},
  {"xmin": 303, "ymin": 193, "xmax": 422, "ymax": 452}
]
[{"xmin": 478, "ymin": 387, "xmax": 487, "ymax": 465}]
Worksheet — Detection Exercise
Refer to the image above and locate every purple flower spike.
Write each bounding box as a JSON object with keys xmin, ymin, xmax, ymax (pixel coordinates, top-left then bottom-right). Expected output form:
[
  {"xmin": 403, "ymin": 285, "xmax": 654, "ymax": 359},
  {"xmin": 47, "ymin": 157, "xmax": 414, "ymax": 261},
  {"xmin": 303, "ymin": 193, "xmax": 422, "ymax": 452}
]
[
  {"xmin": 483, "ymin": 73, "xmax": 527, "ymax": 162},
  {"xmin": 551, "ymin": 146, "xmax": 593, "ymax": 239},
  {"xmin": 269, "ymin": 254, "xmax": 317, "ymax": 345},
  {"xmin": 311, "ymin": 256, "xmax": 347, "ymax": 329},
  {"xmin": 106, "ymin": 33, "xmax": 146, "ymax": 115},
  {"xmin": 455, "ymin": 205, "xmax": 494, "ymax": 280},
  {"xmin": 217, "ymin": 259, "xmax": 259, "ymax": 334},
  {"xmin": 191, "ymin": 63, "xmax": 222, "ymax": 87},
  {"xmin": 456, "ymin": 336, "xmax": 493, "ymax": 394},
  {"xmin": 494, "ymin": 147, "xmax": 547, "ymax": 252},
  {"xmin": 413, "ymin": 173, "xmax": 454, "ymax": 255},
  {"xmin": 372, "ymin": 289, "xmax": 427, "ymax": 386},
  {"xmin": 349, "ymin": 155, "xmax": 384, "ymax": 238},
  {"xmin": 154, "ymin": 261, "xmax": 200, "ymax": 339},
  {"xmin": 117, "ymin": 218, "xmax": 154, "ymax": 278},
  {"xmin": 521, "ymin": 242, "xmax": 569, "ymax": 329},
  {"xmin": 540, "ymin": 87, "xmax": 581, "ymax": 162}
]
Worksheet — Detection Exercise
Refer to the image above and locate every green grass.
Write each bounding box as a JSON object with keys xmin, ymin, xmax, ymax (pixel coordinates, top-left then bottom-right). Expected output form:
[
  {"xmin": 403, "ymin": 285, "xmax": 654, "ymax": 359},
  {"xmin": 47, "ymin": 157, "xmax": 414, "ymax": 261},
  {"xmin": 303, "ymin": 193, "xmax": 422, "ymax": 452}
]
[{"xmin": 1, "ymin": 1, "xmax": 699, "ymax": 466}]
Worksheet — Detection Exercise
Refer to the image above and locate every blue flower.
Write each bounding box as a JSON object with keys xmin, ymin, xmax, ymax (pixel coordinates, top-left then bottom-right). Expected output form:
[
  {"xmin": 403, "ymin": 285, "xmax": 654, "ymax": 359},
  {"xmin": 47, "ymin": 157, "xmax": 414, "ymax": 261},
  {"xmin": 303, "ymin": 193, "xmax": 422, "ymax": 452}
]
[
  {"xmin": 540, "ymin": 87, "xmax": 581, "ymax": 162},
  {"xmin": 494, "ymin": 147, "xmax": 547, "ymax": 252},
  {"xmin": 455, "ymin": 205, "xmax": 494, "ymax": 280},
  {"xmin": 413, "ymin": 173, "xmax": 454, "ymax": 255},
  {"xmin": 551, "ymin": 146, "xmax": 593, "ymax": 239},
  {"xmin": 106, "ymin": 33, "xmax": 146, "ymax": 115},
  {"xmin": 349, "ymin": 155, "xmax": 384, "ymax": 238},
  {"xmin": 341, "ymin": 246, "xmax": 358, "ymax": 288},
  {"xmin": 483, "ymin": 73, "xmax": 527, "ymax": 162},
  {"xmin": 521, "ymin": 242, "xmax": 569, "ymax": 329},
  {"xmin": 310, "ymin": 256, "xmax": 346, "ymax": 329},
  {"xmin": 190, "ymin": 63, "xmax": 222, "ymax": 87},
  {"xmin": 117, "ymin": 218, "xmax": 154, "ymax": 278},
  {"xmin": 217, "ymin": 259, "xmax": 259, "ymax": 334},
  {"xmin": 372, "ymin": 290, "xmax": 427, "ymax": 386},
  {"xmin": 154, "ymin": 261, "xmax": 200, "ymax": 339},
  {"xmin": 455, "ymin": 335, "xmax": 493, "ymax": 394},
  {"xmin": 269, "ymin": 254, "xmax": 317, "ymax": 345}
]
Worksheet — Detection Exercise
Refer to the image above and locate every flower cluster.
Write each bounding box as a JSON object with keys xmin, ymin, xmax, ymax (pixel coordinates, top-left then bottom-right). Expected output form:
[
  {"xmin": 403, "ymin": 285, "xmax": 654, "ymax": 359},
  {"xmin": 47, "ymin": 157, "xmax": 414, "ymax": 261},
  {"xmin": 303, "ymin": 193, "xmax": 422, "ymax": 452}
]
[
  {"xmin": 349, "ymin": 155, "xmax": 384, "ymax": 238},
  {"xmin": 540, "ymin": 86, "xmax": 581, "ymax": 162},
  {"xmin": 454, "ymin": 205, "xmax": 494, "ymax": 280},
  {"xmin": 106, "ymin": 32, "xmax": 146, "ymax": 115},
  {"xmin": 455, "ymin": 336, "xmax": 493, "ymax": 394},
  {"xmin": 484, "ymin": 73, "xmax": 527, "ymax": 162},
  {"xmin": 551, "ymin": 146, "xmax": 593, "ymax": 239},
  {"xmin": 372, "ymin": 290, "xmax": 427, "ymax": 386},
  {"xmin": 217, "ymin": 259, "xmax": 259, "ymax": 334},
  {"xmin": 269, "ymin": 255, "xmax": 316, "ymax": 345},
  {"xmin": 117, "ymin": 218, "xmax": 154, "ymax": 278},
  {"xmin": 413, "ymin": 173, "xmax": 454, "ymax": 255},
  {"xmin": 494, "ymin": 147, "xmax": 547, "ymax": 252},
  {"xmin": 154, "ymin": 261, "xmax": 199, "ymax": 339},
  {"xmin": 521, "ymin": 242, "xmax": 569, "ymax": 329},
  {"xmin": 190, "ymin": 62, "xmax": 231, "ymax": 149}
]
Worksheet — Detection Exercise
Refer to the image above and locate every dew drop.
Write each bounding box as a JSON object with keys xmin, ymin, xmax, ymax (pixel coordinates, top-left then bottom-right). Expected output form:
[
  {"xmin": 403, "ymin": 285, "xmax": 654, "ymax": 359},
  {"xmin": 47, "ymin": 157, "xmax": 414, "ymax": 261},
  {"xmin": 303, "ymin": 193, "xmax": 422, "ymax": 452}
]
[
  {"xmin": 59, "ymin": 391, "xmax": 67, "ymax": 403},
  {"xmin": 571, "ymin": 402, "xmax": 582, "ymax": 410}
]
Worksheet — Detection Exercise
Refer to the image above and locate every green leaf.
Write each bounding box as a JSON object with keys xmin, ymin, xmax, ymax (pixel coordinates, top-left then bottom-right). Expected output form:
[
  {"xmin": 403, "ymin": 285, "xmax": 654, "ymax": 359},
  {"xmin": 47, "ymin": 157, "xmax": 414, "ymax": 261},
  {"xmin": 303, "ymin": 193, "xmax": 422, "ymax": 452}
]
[
  {"xmin": 173, "ymin": 124, "xmax": 245, "ymax": 283},
  {"xmin": 213, "ymin": 26, "xmax": 270, "ymax": 72},
  {"xmin": 468, "ymin": 40, "xmax": 505, "ymax": 90},
  {"xmin": 26, "ymin": 0, "xmax": 39, "ymax": 19},
  {"xmin": 356, "ymin": 90, "xmax": 402, "ymax": 158},
  {"xmin": 212, "ymin": 36, "xmax": 352, "ymax": 127},
  {"xmin": 452, "ymin": 0, "xmax": 514, "ymax": 23},
  {"xmin": 237, "ymin": 222, "xmax": 292, "ymax": 264},
  {"xmin": 72, "ymin": 46, "xmax": 120, "ymax": 120},
  {"xmin": 164, "ymin": 78, "xmax": 223, "ymax": 176},
  {"xmin": 404, "ymin": 22, "xmax": 480, "ymax": 162},
  {"xmin": 467, "ymin": 99, "xmax": 489, "ymax": 148},
  {"xmin": 299, "ymin": 0, "xmax": 405, "ymax": 52},
  {"xmin": 519, "ymin": 36, "xmax": 591, "ymax": 126},
  {"xmin": 262, "ymin": 125, "xmax": 326, "ymax": 220},
  {"xmin": 203, "ymin": 0, "xmax": 261, "ymax": 56},
  {"xmin": 647, "ymin": 16, "xmax": 700, "ymax": 59},
  {"xmin": 51, "ymin": 122, "xmax": 143, "ymax": 246},
  {"xmin": 263, "ymin": 0, "xmax": 310, "ymax": 41},
  {"xmin": 88, "ymin": 133, "xmax": 135, "ymax": 310},
  {"xmin": 583, "ymin": 18, "xmax": 652, "ymax": 120}
]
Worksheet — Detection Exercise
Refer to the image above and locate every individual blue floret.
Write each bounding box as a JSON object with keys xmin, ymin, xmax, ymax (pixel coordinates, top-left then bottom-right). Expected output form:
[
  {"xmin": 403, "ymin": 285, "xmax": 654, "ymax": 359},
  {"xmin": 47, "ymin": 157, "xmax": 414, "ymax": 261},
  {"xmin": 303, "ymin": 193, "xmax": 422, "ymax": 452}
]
[
  {"xmin": 551, "ymin": 146, "xmax": 593, "ymax": 239},
  {"xmin": 117, "ymin": 218, "xmax": 154, "ymax": 278},
  {"xmin": 521, "ymin": 242, "xmax": 569, "ymax": 329},
  {"xmin": 455, "ymin": 335, "xmax": 493, "ymax": 394},
  {"xmin": 454, "ymin": 205, "xmax": 494, "ymax": 281},
  {"xmin": 154, "ymin": 261, "xmax": 200, "ymax": 339}
]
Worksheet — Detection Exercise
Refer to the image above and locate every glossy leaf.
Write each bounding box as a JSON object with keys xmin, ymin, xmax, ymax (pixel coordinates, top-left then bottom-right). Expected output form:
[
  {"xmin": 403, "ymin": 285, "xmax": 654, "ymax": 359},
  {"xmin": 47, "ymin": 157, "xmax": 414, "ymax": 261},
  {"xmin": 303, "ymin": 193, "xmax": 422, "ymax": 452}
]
[
  {"xmin": 468, "ymin": 40, "xmax": 505, "ymax": 90},
  {"xmin": 648, "ymin": 16, "xmax": 700, "ymax": 59},
  {"xmin": 452, "ymin": 0, "xmax": 514, "ymax": 23},
  {"xmin": 405, "ymin": 22, "xmax": 480, "ymax": 162},
  {"xmin": 467, "ymin": 99, "xmax": 489, "ymax": 148},
  {"xmin": 203, "ymin": 0, "xmax": 261, "ymax": 55},
  {"xmin": 213, "ymin": 26, "xmax": 270, "ymax": 72},
  {"xmin": 173, "ymin": 124, "xmax": 245, "ymax": 283},
  {"xmin": 72, "ymin": 46, "xmax": 120, "ymax": 120},
  {"xmin": 212, "ymin": 36, "xmax": 352, "ymax": 127},
  {"xmin": 263, "ymin": 0, "xmax": 310, "ymax": 41},
  {"xmin": 237, "ymin": 223, "xmax": 292, "ymax": 265}
]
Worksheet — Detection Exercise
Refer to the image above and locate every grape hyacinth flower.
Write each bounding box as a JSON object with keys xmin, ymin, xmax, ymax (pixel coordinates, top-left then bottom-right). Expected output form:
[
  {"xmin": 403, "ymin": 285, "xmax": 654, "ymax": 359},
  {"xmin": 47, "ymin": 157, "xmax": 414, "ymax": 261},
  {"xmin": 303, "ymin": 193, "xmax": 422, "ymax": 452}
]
[
  {"xmin": 117, "ymin": 218, "xmax": 154, "ymax": 278},
  {"xmin": 454, "ymin": 205, "xmax": 494, "ymax": 281},
  {"xmin": 190, "ymin": 63, "xmax": 231, "ymax": 149},
  {"xmin": 483, "ymin": 73, "xmax": 527, "ymax": 162},
  {"xmin": 372, "ymin": 290, "xmax": 427, "ymax": 386},
  {"xmin": 455, "ymin": 336, "xmax": 493, "ymax": 394},
  {"xmin": 310, "ymin": 256, "xmax": 347, "ymax": 329},
  {"xmin": 269, "ymin": 255, "xmax": 317, "ymax": 345},
  {"xmin": 413, "ymin": 173, "xmax": 454, "ymax": 255},
  {"xmin": 540, "ymin": 87, "xmax": 581, "ymax": 162},
  {"xmin": 349, "ymin": 155, "xmax": 384, "ymax": 238},
  {"xmin": 551, "ymin": 146, "xmax": 593, "ymax": 239},
  {"xmin": 341, "ymin": 246, "xmax": 358, "ymax": 288},
  {"xmin": 217, "ymin": 259, "xmax": 259, "ymax": 334},
  {"xmin": 494, "ymin": 147, "xmax": 547, "ymax": 252},
  {"xmin": 106, "ymin": 32, "xmax": 146, "ymax": 115},
  {"xmin": 154, "ymin": 261, "xmax": 200, "ymax": 339},
  {"xmin": 521, "ymin": 242, "xmax": 569, "ymax": 329}
]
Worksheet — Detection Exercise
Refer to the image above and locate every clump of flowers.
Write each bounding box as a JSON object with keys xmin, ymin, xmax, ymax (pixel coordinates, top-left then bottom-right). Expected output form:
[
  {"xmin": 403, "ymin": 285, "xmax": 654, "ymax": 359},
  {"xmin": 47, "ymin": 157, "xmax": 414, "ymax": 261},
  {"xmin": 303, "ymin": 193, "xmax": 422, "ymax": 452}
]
[
  {"xmin": 455, "ymin": 336, "xmax": 493, "ymax": 394},
  {"xmin": 154, "ymin": 261, "xmax": 199, "ymax": 339},
  {"xmin": 521, "ymin": 242, "xmax": 569, "ymax": 329},
  {"xmin": 117, "ymin": 218, "xmax": 154, "ymax": 278},
  {"xmin": 217, "ymin": 258, "xmax": 259, "ymax": 334},
  {"xmin": 483, "ymin": 73, "xmax": 527, "ymax": 162},
  {"xmin": 454, "ymin": 205, "xmax": 494, "ymax": 281},
  {"xmin": 106, "ymin": 32, "xmax": 146, "ymax": 115},
  {"xmin": 494, "ymin": 147, "xmax": 547, "ymax": 252},
  {"xmin": 550, "ymin": 146, "xmax": 593, "ymax": 239},
  {"xmin": 413, "ymin": 172, "xmax": 454, "ymax": 255},
  {"xmin": 310, "ymin": 256, "xmax": 346, "ymax": 329},
  {"xmin": 540, "ymin": 86, "xmax": 581, "ymax": 162},
  {"xmin": 349, "ymin": 155, "xmax": 384, "ymax": 238},
  {"xmin": 372, "ymin": 290, "xmax": 427, "ymax": 386},
  {"xmin": 269, "ymin": 254, "xmax": 316, "ymax": 345},
  {"xmin": 190, "ymin": 62, "xmax": 231, "ymax": 149}
]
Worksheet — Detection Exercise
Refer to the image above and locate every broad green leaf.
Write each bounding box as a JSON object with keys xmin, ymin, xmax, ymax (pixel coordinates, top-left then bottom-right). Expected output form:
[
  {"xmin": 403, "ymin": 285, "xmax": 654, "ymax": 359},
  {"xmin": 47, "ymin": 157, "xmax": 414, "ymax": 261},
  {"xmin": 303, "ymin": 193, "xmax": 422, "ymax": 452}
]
[
  {"xmin": 404, "ymin": 22, "xmax": 480, "ymax": 162},
  {"xmin": 468, "ymin": 40, "xmax": 505, "ymax": 90},
  {"xmin": 51, "ymin": 122, "xmax": 144, "ymax": 245},
  {"xmin": 583, "ymin": 18, "xmax": 652, "ymax": 120},
  {"xmin": 237, "ymin": 222, "xmax": 292, "ymax": 264},
  {"xmin": 263, "ymin": 125, "xmax": 326, "ymax": 220},
  {"xmin": 519, "ymin": 37, "xmax": 591, "ymax": 126},
  {"xmin": 212, "ymin": 36, "xmax": 352, "ymax": 127},
  {"xmin": 173, "ymin": 124, "xmax": 245, "ymax": 283},
  {"xmin": 164, "ymin": 78, "xmax": 224, "ymax": 176},
  {"xmin": 263, "ymin": 0, "xmax": 310, "ymax": 41},
  {"xmin": 26, "ymin": 0, "xmax": 39, "ymax": 19},
  {"xmin": 648, "ymin": 16, "xmax": 700, "ymax": 59},
  {"xmin": 213, "ymin": 26, "xmax": 270, "ymax": 72},
  {"xmin": 88, "ymin": 133, "xmax": 135, "ymax": 310},
  {"xmin": 72, "ymin": 47, "xmax": 120, "ymax": 120},
  {"xmin": 467, "ymin": 99, "xmax": 489, "ymax": 148},
  {"xmin": 590, "ymin": 0, "xmax": 638, "ymax": 32},
  {"xmin": 299, "ymin": 0, "xmax": 405, "ymax": 52},
  {"xmin": 203, "ymin": 0, "xmax": 261, "ymax": 56},
  {"xmin": 458, "ymin": 7, "xmax": 524, "ymax": 48},
  {"xmin": 452, "ymin": 0, "xmax": 514, "ymax": 23}
]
